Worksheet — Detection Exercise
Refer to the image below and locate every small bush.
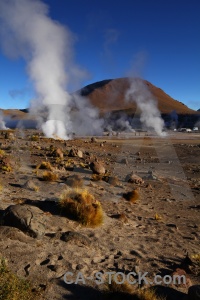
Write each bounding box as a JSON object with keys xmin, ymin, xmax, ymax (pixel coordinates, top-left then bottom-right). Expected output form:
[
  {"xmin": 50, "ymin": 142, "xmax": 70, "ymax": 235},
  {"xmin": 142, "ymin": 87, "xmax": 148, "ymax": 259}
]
[
  {"xmin": 123, "ymin": 189, "xmax": 140, "ymax": 203},
  {"xmin": 59, "ymin": 188, "xmax": 103, "ymax": 227},
  {"xmin": 91, "ymin": 174, "xmax": 104, "ymax": 181},
  {"xmin": 30, "ymin": 135, "xmax": 39, "ymax": 141},
  {"xmin": 155, "ymin": 213, "xmax": 162, "ymax": 221},
  {"xmin": 191, "ymin": 253, "xmax": 200, "ymax": 265},
  {"xmin": 0, "ymin": 257, "xmax": 41, "ymax": 300},
  {"xmin": 106, "ymin": 276, "xmax": 165, "ymax": 299},
  {"xmin": 1, "ymin": 165, "xmax": 12, "ymax": 172},
  {"xmin": 36, "ymin": 161, "xmax": 52, "ymax": 170},
  {"xmin": 0, "ymin": 150, "xmax": 5, "ymax": 157},
  {"xmin": 42, "ymin": 171, "xmax": 58, "ymax": 182}
]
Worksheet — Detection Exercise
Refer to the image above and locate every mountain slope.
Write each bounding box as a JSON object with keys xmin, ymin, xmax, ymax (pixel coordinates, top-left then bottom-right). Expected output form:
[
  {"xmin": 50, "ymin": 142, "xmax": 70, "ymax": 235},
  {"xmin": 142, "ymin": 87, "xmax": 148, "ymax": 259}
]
[{"xmin": 79, "ymin": 77, "xmax": 197, "ymax": 115}]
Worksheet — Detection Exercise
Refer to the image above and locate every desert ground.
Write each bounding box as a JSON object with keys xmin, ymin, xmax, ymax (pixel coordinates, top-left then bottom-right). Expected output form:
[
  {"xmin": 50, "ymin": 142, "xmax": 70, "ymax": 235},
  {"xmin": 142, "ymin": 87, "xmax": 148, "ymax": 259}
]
[{"xmin": 0, "ymin": 129, "xmax": 199, "ymax": 299}]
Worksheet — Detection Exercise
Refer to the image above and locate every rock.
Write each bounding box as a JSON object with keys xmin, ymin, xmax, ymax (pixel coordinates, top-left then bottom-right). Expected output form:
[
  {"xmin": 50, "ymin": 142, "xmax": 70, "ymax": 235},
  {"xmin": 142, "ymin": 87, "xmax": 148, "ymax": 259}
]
[
  {"xmin": 60, "ymin": 231, "xmax": 91, "ymax": 247},
  {"xmin": 121, "ymin": 158, "xmax": 128, "ymax": 165},
  {"xmin": 172, "ymin": 268, "xmax": 192, "ymax": 288},
  {"xmin": 53, "ymin": 148, "xmax": 63, "ymax": 159},
  {"xmin": 90, "ymin": 161, "xmax": 105, "ymax": 175},
  {"xmin": 69, "ymin": 148, "xmax": 83, "ymax": 158},
  {"xmin": 23, "ymin": 179, "xmax": 38, "ymax": 191},
  {"xmin": 187, "ymin": 285, "xmax": 200, "ymax": 300},
  {"xmin": 4, "ymin": 131, "xmax": 15, "ymax": 140},
  {"xmin": 166, "ymin": 223, "xmax": 178, "ymax": 229},
  {"xmin": 91, "ymin": 137, "xmax": 97, "ymax": 143},
  {"xmin": 3, "ymin": 204, "xmax": 48, "ymax": 238},
  {"xmin": 125, "ymin": 172, "xmax": 144, "ymax": 184},
  {"xmin": 147, "ymin": 170, "xmax": 158, "ymax": 180},
  {"xmin": 0, "ymin": 226, "xmax": 33, "ymax": 242}
]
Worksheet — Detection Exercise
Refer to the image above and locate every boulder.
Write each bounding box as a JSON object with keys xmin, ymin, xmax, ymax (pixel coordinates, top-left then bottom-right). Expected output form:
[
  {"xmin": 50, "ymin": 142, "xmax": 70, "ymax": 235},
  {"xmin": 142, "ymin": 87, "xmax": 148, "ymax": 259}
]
[
  {"xmin": 89, "ymin": 161, "xmax": 105, "ymax": 175},
  {"xmin": 23, "ymin": 179, "xmax": 38, "ymax": 191},
  {"xmin": 91, "ymin": 137, "xmax": 97, "ymax": 143},
  {"xmin": 53, "ymin": 148, "xmax": 63, "ymax": 159},
  {"xmin": 69, "ymin": 148, "xmax": 83, "ymax": 158},
  {"xmin": 3, "ymin": 204, "xmax": 47, "ymax": 238},
  {"xmin": 125, "ymin": 172, "xmax": 144, "ymax": 184}
]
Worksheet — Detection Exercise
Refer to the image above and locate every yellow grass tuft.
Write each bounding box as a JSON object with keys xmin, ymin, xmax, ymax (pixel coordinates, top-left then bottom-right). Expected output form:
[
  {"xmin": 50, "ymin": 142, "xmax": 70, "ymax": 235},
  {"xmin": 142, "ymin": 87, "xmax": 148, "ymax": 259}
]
[
  {"xmin": 135, "ymin": 289, "xmax": 165, "ymax": 300},
  {"xmin": 30, "ymin": 134, "xmax": 39, "ymax": 141},
  {"xmin": 191, "ymin": 253, "xmax": 200, "ymax": 265},
  {"xmin": 36, "ymin": 161, "xmax": 52, "ymax": 170},
  {"xmin": 106, "ymin": 276, "xmax": 165, "ymax": 300},
  {"xmin": 1, "ymin": 165, "xmax": 12, "ymax": 172},
  {"xmin": 123, "ymin": 189, "xmax": 140, "ymax": 203},
  {"xmin": 59, "ymin": 188, "xmax": 103, "ymax": 227},
  {"xmin": 0, "ymin": 149, "xmax": 5, "ymax": 157},
  {"xmin": 155, "ymin": 213, "xmax": 162, "ymax": 221},
  {"xmin": 91, "ymin": 174, "xmax": 104, "ymax": 181},
  {"xmin": 0, "ymin": 258, "xmax": 41, "ymax": 300},
  {"xmin": 42, "ymin": 171, "xmax": 58, "ymax": 182},
  {"xmin": 106, "ymin": 274, "xmax": 133, "ymax": 294}
]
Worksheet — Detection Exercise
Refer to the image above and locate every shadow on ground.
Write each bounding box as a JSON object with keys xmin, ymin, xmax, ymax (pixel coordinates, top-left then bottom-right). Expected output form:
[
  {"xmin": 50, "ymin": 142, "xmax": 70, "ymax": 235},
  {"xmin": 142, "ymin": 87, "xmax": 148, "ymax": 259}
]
[{"xmin": 57, "ymin": 279, "xmax": 187, "ymax": 300}]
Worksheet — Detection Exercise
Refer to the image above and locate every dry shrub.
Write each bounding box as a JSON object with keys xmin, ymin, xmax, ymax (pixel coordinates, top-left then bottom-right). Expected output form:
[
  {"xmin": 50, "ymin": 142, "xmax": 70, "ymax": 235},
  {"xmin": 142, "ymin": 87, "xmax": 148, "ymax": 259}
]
[
  {"xmin": 117, "ymin": 213, "xmax": 128, "ymax": 223},
  {"xmin": 191, "ymin": 253, "xmax": 200, "ymax": 265},
  {"xmin": 106, "ymin": 276, "xmax": 165, "ymax": 299},
  {"xmin": 91, "ymin": 173, "xmax": 115, "ymax": 184},
  {"xmin": 0, "ymin": 258, "xmax": 41, "ymax": 300},
  {"xmin": 0, "ymin": 156, "xmax": 12, "ymax": 172},
  {"xmin": 42, "ymin": 171, "xmax": 58, "ymax": 182},
  {"xmin": 107, "ymin": 274, "xmax": 133, "ymax": 294},
  {"xmin": 59, "ymin": 188, "xmax": 103, "ymax": 227},
  {"xmin": 1, "ymin": 165, "xmax": 12, "ymax": 172},
  {"xmin": 30, "ymin": 135, "xmax": 39, "ymax": 141},
  {"xmin": 66, "ymin": 174, "xmax": 83, "ymax": 188},
  {"xmin": 91, "ymin": 174, "xmax": 104, "ymax": 181},
  {"xmin": 134, "ymin": 289, "xmax": 165, "ymax": 300},
  {"xmin": 0, "ymin": 149, "xmax": 5, "ymax": 157},
  {"xmin": 155, "ymin": 213, "xmax": 162, "ymax": 221},
  {"xmin": 123, "ymin": 189, "xmax": 140, "ymax": 203},
  {"xmin": 36, "ymin": 161, "xmax": 52, "ymax": 170}
]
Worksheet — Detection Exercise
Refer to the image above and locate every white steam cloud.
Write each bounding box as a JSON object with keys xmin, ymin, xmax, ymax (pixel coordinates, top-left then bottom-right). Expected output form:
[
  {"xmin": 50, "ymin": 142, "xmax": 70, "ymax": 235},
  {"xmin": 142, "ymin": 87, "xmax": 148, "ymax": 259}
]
[
  {"xmin": 0, "ymin": 0, "xmax": 101, "ymax": 139},
  {"xmin": 0, "ymin": 112, "xmax": 8, "ymax": 130},
  {"xmin": 125, "ymin": 78, "xmax": 166, "ymax": 136}
]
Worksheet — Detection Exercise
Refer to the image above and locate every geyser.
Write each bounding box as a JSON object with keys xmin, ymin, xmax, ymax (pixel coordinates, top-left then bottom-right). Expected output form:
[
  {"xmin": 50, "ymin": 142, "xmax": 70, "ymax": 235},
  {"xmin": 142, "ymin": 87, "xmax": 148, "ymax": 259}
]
[
  {"xmin": 125, "ymin": 78, "xmax": 166, "ymax": 136},
  {"xmin": 0, "ymin": 0, "xmax": 102, "ymax": 139}
]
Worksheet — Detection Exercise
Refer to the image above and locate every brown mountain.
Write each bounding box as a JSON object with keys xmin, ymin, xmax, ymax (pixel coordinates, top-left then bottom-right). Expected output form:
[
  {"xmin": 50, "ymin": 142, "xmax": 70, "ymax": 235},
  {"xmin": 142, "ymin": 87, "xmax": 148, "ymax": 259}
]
[
  {"xmin": 79, "ymin": 77, "xmax": 197, "ymax": 115},
  {"xmin": 1, "ymin": 77, "xmax": 199, "ymax": 129}
]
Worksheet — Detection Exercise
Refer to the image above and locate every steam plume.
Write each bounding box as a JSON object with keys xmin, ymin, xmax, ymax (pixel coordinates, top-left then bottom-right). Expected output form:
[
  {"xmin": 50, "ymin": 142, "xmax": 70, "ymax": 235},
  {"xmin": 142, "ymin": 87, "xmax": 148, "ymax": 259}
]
[
  {"xmin": 125, "ymin": 78, "xmax": 165, "ymax": 136},
  {"xmin": 0, "ymin": 112, "xmax": 8, "ymax": 129},
  {"xmin": 0, "ymin": 0, "xmax": 95, "ymax": 139}
]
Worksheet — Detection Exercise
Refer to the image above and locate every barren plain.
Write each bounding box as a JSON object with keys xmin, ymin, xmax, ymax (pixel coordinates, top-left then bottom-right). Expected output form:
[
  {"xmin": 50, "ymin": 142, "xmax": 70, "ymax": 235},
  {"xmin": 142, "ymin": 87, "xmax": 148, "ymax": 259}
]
[{"xmin": 0, "ymin": 130, "xmax": 199, "ymax": 300}]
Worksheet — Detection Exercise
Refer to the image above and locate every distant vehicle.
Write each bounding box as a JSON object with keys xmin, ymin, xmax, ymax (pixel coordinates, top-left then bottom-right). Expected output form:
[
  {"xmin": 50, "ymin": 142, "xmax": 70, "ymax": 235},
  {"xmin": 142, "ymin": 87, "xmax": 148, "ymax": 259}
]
[
  {"xmin": 193, "ymin": 127, "xmax": 199, "ymax": 131},
  {"xmin": 178, "ymin": 128, "xmax": 192, "ymax": 132}
]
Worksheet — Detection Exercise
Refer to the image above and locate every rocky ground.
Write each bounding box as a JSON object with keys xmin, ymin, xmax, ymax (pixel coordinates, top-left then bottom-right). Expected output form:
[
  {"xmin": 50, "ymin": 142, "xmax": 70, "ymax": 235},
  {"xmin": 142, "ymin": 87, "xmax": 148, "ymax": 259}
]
[{"xmin": 0, "ymin": 129, "xmax": 199, "ymax": 299}]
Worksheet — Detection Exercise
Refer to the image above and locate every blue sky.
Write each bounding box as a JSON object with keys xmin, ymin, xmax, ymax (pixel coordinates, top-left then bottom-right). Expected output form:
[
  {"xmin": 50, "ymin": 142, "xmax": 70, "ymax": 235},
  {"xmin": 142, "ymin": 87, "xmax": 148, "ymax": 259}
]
[{"xmin": 0, "ymin": 0, "xmax": 199, "ymax": 110}]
